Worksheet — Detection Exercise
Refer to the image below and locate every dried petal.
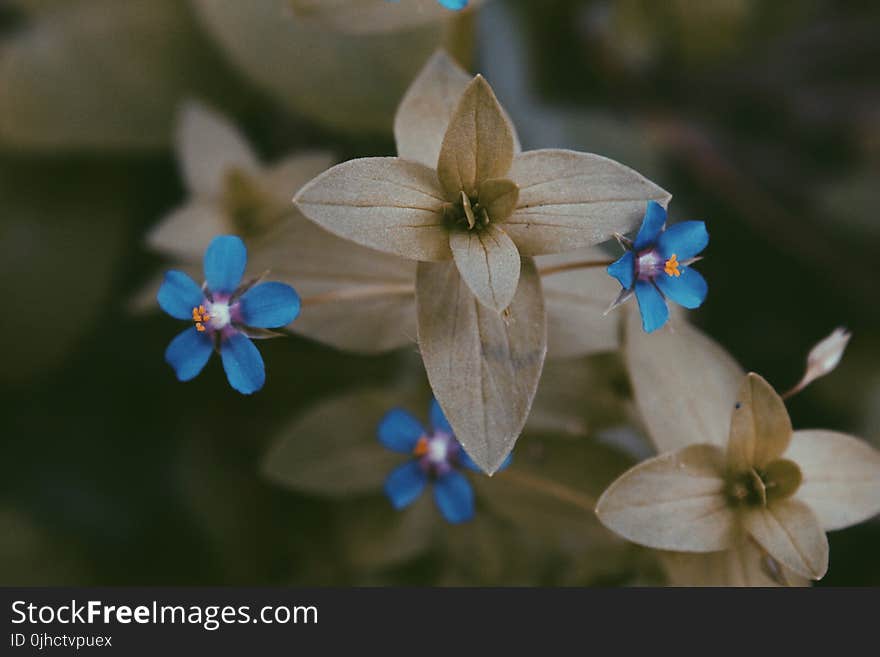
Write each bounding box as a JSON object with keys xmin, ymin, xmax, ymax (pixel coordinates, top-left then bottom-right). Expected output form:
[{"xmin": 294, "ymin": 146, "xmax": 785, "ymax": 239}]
[
  {"xmin": 596, "ymin": 444, "xmax": 738, "ymax": 552},
  {"xmin": 659, "ymin": 539, "xmax": 810, "ymax": 587},
  {"xmin": 786, "ymin": 327, "xmax": 852, "ymax": 397},
  {"xmin": 478, "ymin": 178, "xmax": 520, "ymax": 224},
  {"xmin": 416, "ymin": 257, "xmax": 547, "ymax": 474},
  {"xmin": 436, "ymin": 76, "xmax": 516, "ymax": 199},
  {"xmin": 505, "ymin": 150, "xmax": 671, "ymax": 255},
  {"xmin": 394, "ymin": 50, "xmax": 473, "ymax": 168},
  {"xmin": 742, "ymin": 498, "xmax": 829, "ymax": 580},
  {"xmin": 449, "ymin": 226, "xmax": 521, "ymax": 312},
  {"xmin": 727, "ymin": 373, "xmax": 793, "ymax": 473},
  {"xmin": 146, "ymin": 201, "xmax": 231, "ymax": 262},
  {"xmin": 624, "ymin": 308, "xmax": 743, "ymax": 453},
  {"xmin": 176, "ymin": 101, "xmax": 260, "ymax": 198},
  {"xmin": 785, "ymin": 430, "xmax": 880, "ymax": 531},
  {"xmin": 294, "ymin": 157, "xmax": 450, "ymax": 261}
]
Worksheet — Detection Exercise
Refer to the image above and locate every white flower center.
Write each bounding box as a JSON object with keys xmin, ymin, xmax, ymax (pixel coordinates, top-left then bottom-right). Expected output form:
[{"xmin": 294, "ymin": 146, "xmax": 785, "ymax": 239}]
[
  {"xmin": 427, "ymin": 437, "xmax": 448, "ymax": 463},
  {"xmin": 207, "ymin": 302, "xmax": 231, "ymax": 330}
]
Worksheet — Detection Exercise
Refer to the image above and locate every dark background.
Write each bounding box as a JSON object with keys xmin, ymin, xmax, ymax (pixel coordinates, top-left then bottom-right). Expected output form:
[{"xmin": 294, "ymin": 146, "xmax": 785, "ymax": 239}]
[{"xmin": 1, "ymin": 0, "xmax": 878, "ymax": 585}]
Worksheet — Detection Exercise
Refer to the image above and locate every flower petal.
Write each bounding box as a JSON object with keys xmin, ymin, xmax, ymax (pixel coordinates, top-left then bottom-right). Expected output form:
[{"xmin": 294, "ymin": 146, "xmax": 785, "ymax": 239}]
[
  {"xmin": 624, "ymin": 310, "xmax": 744, "ymax": 453},
  {"xmin": 176, "ymin": 101, "xmax": 260, "ymax": 198},
  {"xmin": 384, "ymin": 460, "xmax": 428, "ymax": 510},
  {"xmin": 394, "ymin": 50, "xmax": 473, "ymax": 169},
  {"xmin": 433, "ymin": 471, "xmax": 475, "ymax": 523},
  {"xmin": 146, "ymin": 201, "xmax": 230, "ymax": 262},
  {"xmin": 439, "ymin": 0, "xmax": 468, "ymax": 9},
  {"xmin": 654, "ymin": 266, "xmax": 708, "ymax": 309},
  {"xmin": 478, "ymin": 178, "xmax": 519, "ymax": 224},
  {"xmin": 596, "ymin": 444, "xmax": 736, "ymax": 552},
  {"xmin": 460, "ymin": 449, "xmax": 511, "ymax": 473},
  {"xmin": 659, "ymin": 539, "xmax": 811, "ymax": 587},
  {"xmin": 505, "ymin": 150, "xmax": 671, "ymax": 255},
  {"xmin": 727, "ymin": 373, "xmax": 793, "ymax": 473},
  {"xmin": 164, "ymin": 327, "xmax": 213, "ymax": 382},
  {"xmin": 239, "ymin": 282, "xmax": 301, "ymax": 328},
  {"xmin": 204, "ymin": 235, "xmax": 247, "ymax": 294},
  {"xmin": 449, "ymin": 225, "xmax": 521, "ymax": 312},
  {"xmin": 633, "ymin": 200, "xmax": 667, "ymax": 250},
  {"xmin": 786, "ymin": 430, "xmax": 880, "ymax": 531},
  {"xmin": 657, "ymin": 221, "xmax": 709, "ymax": 260},
  {"xmin": 430, "ymin": 398, "xmax": 452, "ymax": 435},
  {"xmin": 416, "ymin": 257, "xmax": 547, "ymax": 474},
  {"xmin": 743, "ymin": 498, "xmax": 829, "ymax": 580},
  {"xmin": 634, "ymin": 280, "xmax": 668, "ymax": 333},
  {"xmin": 219, "ymin": 333, "xmax": 265, "ymax": 394},
  {"xmin": 378, "ymin": 409, "xmax": 426, "ymax": 454},
  {"xmin": 607, "ymin": 250, "xmax": 635, "ymax": 290},
  {"xmin": 293, "ymin": 157, "xmax": 449, "ymax": 261},
  {"xmin": 157, "ymin": 270, "xmax": 204, "ymax": 320},
  {"xmin": 437, "ymin": 75, "xmax": 515, "ymax": 199}
]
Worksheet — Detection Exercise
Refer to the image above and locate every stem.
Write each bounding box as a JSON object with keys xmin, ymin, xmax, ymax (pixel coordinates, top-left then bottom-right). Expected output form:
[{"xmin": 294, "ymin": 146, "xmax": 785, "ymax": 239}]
[
  {"xmin": 537, "ymin": 260, "xmax": 614, "ymax": 277},
  {"xmin": 300, "ymin": 283, "xmax": 414, "ymax": 307},
  {"xmin": 503, "ymin": 468, "xmax": 597, "ymax": 514}
]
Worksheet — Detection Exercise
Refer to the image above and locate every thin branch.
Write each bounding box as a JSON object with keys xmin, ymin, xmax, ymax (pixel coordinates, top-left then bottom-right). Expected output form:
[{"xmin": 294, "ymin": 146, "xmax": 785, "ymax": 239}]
[{"xmin": 503, "ymin": 468, "xmax": 597, "ymax": 514}]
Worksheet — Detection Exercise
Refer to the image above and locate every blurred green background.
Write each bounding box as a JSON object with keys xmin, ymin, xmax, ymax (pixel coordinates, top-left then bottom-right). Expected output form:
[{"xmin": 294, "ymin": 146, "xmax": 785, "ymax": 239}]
[{"xmin": 1, "ymin": 0, "xmax": 878, "ymax": 585}]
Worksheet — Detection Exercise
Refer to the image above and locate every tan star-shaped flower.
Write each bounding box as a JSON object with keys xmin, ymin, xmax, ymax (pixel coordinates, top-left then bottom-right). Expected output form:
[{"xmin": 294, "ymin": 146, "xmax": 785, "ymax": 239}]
[
  {"xmin": 294, "ymin": 50, "xmax": 669, "ymax": 314},
  {"xmin": 596, "ymin": 369, "xmax": 880, "ymax": 583}
]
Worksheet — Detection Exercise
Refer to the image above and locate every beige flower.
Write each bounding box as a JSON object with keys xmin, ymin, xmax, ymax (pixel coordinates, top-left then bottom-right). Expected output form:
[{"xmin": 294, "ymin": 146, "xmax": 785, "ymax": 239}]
[
  {"xmin": 597, "ymin": 315, "xmax": 880, "ymax": 584},
  {"xmin": 293, "ymin": 51, "xmax": 669, "ymax": 473}
]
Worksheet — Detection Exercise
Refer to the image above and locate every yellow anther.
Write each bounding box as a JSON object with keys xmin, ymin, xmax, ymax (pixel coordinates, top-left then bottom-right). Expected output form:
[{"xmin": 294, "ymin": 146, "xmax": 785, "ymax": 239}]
[
  {"xmin": 664, "ymin": 254, "xmax": 681, "ymax": 277},
  {"xmin": 413, "ymin": 436, "xmax": 429, "ymax": 457},
  {"xmin": 203, "ymin": 314, "xmax": 211, "ymax": 321},
  {"xmin": 195, "ymin": 322, "xmax": 206, "ymax": 332}
]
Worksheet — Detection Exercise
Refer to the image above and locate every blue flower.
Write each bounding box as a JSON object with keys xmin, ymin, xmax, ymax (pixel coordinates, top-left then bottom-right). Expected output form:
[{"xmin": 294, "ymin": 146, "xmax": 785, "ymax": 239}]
[
  {"xmin": 378, "ymin": 398, "xmax": 511, "ymax": 524},
  {"xmin": 386, "ymin": 1, "xmax": 468, "ymax": 10},
  {"xmin": 607, "ymin": 201, "xmax": 709, "ymax": 333},
  {"xmin": 157, "ymin": 235, "xmax": 301, "ymax": 394}
]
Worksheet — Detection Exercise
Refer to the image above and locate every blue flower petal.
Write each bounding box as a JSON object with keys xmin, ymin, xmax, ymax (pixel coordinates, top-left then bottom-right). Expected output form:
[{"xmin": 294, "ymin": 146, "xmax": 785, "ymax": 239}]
[
  {"xmin": 219, "ymin": 333, "xmax": 265, "ymax": 394},
  {"xmin": 164, "ymin": 327, "xmax": 213, "ymax": 382},
  {"xmin": 384, "ymin": 461, "xmax": 427, "ymax": 510},
  {"xmin": 607, "ymin": 251, "xmax": 636, "ymax": 290},
  {"xmin": 378, "ymin": 409, "xmax": 425, "ymax": 453},
  {"xmin": 635, "ymin": 280, "xmax": 669, "ymax": 333},
  {"xmin": 460, "ymin": 449, "xmax": 512, "ymax": 473},
  {"xmin": 157, "ymin": 270, "xmax": 204, "ymax": 320},
  {"xmin": 633, "ymin": 201, "xmax": 667, "ymax": 250},
  {"xmin": 655, "ymin": 267, "xmax": 708, "ymax": 310},
  {"xmin": 657, "ymin": 221, "xmax": 709, "ymax": 260},
  {"xmin": 204, "ymin": 235, "xmax": 247, "ymax": 294},
  {"xmin": 438, "ymin": 0, "xmax": 467, "ymax": 9},
  {"xmin": 433, "ymin": 471, "xmax": 475, "ymax": 523},
  {"xmin": 239, "ymin": 282, "xmax": 301, "ymax": 328},
  {"xmin": 430, "ymin": 398, "xmax": 453, "ymax": 435}
]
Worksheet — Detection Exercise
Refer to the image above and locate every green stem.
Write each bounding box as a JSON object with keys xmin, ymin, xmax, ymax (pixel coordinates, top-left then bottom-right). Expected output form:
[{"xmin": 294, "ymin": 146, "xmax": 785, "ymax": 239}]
[{"xmin": 503, "ymin": 468, "xmax": 597, "ymax": 514}]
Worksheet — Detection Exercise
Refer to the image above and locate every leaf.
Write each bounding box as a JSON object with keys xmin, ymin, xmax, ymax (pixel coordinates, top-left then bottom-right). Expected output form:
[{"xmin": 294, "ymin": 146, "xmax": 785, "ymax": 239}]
[
  {"xmin": 785, "ymin": 430, "xmax": 880, "ymax": 532},
  {"xmin": 0, "ymin": 0, "xmax": 231, "ymax": 150},
  {"xmin": 248, "ymin": 214, "xmax": 417, "ymax": 353},
  {"xmin": 658, "ymin": 539, "xmax": 810, "ymax": 587},
  {"xmin": 504, "ymin": 150, "xmax": 671, "ymax": 255},
  {"xmin": 334, "ymin": 495, "xmax": 436, "ymax": 572},
  {"xmin": 742, "ymin": 498, "xmax": 829, "ymax": 580},
  {"xmin": 176, "ymin": 101, "xmax": 260, "ymax": 198},
  {"xmin": 262, "ymin": 388, "xmax": 426, "ymax": 498},
  {"xmin": 288, "ymin": 0, "xmax": 484, "ymax": 35},
  {"xmin": 449, "ymin": 225, "xmax": 521, "ymax": 312},
  {"xmin": 416, "ymin": 257, "xmax": 547, "ymax": 474},
  {"xmin": 536, "ymin": 248, "xmax": 622, "ymax": 358},
  {"xmin": 294, "ymin": 157, "xmax": 450, "ymax": 261},
  {"xmin": 624, "ymin": 308, "xmax": 744, "ymax": 453},
  {"xmin": 727, "ymin": 373, "xmax": 793, "ymax": 473},
  {"xmin": 191, "ymin": 0, "xmax": 453, "ymax": 135},
  {"xmin": 436, "ymin": 76, "xmax": 516, "ymax": 198},
  {"xmin": 394, "ymin": 50, "xmax": 474, "ymax": 168},
  {"xmin": 596, "ymin": 444, "xmax": 737, "ymax": 552}
]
